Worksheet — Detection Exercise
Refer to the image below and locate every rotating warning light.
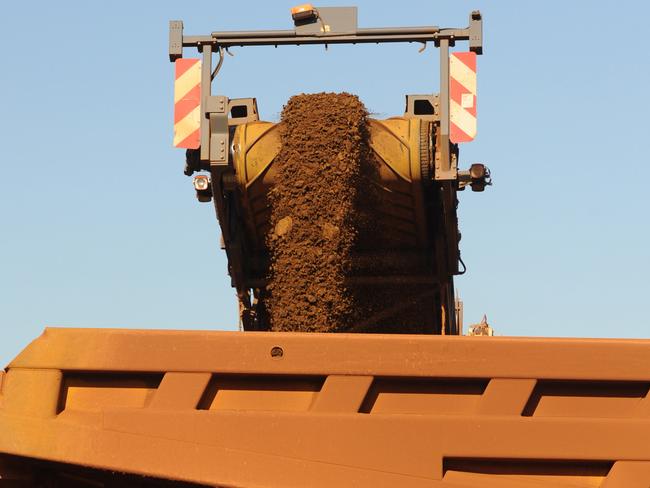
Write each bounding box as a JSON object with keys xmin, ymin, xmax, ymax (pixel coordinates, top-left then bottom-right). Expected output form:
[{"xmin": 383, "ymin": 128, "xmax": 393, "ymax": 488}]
[{"xmin": 291, "ymin": 4, "xmax": 317, "ymax": 23}]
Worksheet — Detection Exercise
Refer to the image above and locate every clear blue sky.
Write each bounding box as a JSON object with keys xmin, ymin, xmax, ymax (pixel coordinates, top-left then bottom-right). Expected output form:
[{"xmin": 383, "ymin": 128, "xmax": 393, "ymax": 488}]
[{"xmin": 1, "ymin": 1, "xmax": 649, "ymax": 365}]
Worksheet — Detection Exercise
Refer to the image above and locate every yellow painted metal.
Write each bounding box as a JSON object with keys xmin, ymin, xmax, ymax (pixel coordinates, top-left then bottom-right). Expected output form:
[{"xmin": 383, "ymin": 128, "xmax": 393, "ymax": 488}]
[
  {"xmin": 231, "ymin": 116, "xmax": 429, "ymax": 252},
  {"xmin": 232, "ymin": 121, "xmax": 282, "ymax": 250}
]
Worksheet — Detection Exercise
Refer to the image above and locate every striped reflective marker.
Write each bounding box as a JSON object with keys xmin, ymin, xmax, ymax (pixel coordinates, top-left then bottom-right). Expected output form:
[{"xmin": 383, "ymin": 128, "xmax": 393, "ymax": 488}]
[
  {"xmin": 449, "ymin": 52, "xmax": 477, "ymax": 143},
  {"xmin": 173, "ymin": 58, "xmax": 202, "ymax": 149}
]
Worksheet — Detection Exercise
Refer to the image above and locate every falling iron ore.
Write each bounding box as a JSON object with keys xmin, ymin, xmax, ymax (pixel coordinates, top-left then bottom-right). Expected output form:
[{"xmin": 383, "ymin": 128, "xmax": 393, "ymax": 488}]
[
  {"xmin": 266, "ymin": 93, "xmax": 366, "ymax": 332},
  {"xmin": 265, "ymin": 92, "xmax": 434, "ymax": 334}
]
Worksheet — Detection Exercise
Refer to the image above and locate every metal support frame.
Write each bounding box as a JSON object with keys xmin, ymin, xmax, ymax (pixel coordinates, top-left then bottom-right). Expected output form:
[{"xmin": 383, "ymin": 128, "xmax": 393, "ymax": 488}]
[
  {"xmin": 437, "ymin": 38, "xmax": 453, "ymax": 181},
  {"xmin": 183, "ymin": 25, "xmax": 481, "ymax": 49},
  {"xmin": 169, "ymin": 9, "xmax": 484, "ymax": 333},
  {"xmin": 199, "ymin": 44, "xmax": 212, "ymax": 162},
  {"xmin": 169, "ymin": 10, "xmax": 483, "ymax": 185}
]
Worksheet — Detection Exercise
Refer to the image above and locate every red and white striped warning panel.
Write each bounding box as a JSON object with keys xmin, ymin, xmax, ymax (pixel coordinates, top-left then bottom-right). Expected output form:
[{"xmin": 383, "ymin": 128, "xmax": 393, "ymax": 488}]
[
  {"xmin": 173, "ymin": 58, "xmax": 202, "ymax": 149},
  {"xmin": 449, "ymin": 52, "xmax": 477, "ymax": 143}
]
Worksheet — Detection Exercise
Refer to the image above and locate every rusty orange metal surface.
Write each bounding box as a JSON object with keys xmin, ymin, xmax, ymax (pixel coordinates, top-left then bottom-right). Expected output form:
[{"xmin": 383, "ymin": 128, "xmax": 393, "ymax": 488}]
[{"xmin": 1, "ymin": 328, "xmax": 650, "ymax": 487}]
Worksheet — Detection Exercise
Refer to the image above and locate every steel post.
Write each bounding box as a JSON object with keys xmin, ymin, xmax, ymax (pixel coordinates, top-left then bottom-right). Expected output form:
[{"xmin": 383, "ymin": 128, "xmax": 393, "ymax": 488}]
[
  {"xmin": 437, "ymin": 38, "xmax": 451, "ymax": 180},
  {"xmin": 199, "ymin": 44, "xmax": 212, "ymax": 162}
]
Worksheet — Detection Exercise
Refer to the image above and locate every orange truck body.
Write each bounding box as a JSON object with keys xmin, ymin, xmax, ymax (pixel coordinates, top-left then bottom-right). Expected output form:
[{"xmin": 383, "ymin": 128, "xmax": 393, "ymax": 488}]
[{"xmin": 1, "ymin": 328, "xmax": 650, "ymax": 487}]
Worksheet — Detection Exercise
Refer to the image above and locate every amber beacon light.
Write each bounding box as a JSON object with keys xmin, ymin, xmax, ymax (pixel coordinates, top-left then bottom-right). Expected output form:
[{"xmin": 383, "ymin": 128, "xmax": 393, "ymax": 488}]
[{"xmin": 291, "ymin": 4, "xmax": 318, "ymax": 22}]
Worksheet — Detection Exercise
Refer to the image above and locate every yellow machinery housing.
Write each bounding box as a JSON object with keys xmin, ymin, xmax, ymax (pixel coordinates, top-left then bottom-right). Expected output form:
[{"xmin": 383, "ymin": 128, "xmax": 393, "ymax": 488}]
[
  {"xmin": 233, "ymin": 116, "xmax": 434, "ymax": 258},
  {"xmin": 216, "ymin": 95, "xmax": 464, "ymax": 334}
]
